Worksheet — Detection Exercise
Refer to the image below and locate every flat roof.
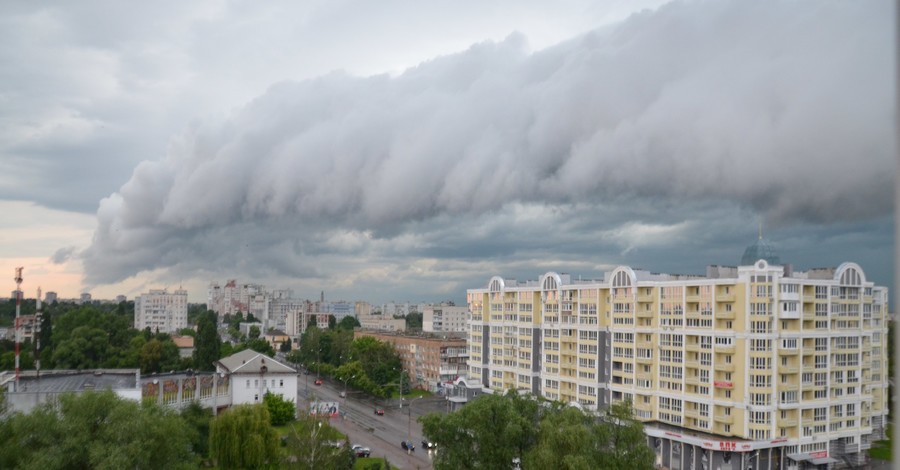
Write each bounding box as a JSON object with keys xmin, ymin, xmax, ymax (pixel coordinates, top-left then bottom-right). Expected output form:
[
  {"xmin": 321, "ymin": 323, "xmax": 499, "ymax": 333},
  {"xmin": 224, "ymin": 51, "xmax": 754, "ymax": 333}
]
[{"xmin": 6, "ymin": 369, "xmax": 139, "ymax": 393}]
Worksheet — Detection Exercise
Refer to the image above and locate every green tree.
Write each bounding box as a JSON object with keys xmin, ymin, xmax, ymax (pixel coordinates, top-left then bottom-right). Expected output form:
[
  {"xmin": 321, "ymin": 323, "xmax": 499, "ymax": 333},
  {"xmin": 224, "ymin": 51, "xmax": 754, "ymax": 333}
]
[
  {"xmin": 181, "ymin": 402, "xmax": 214, "ymax": 459},
  {"xmin": 282, "ymin": 415, "xmax": 354, "ymax": 469},
  {"xmin": 280, "ymin": 339, "xmax": 292, "ymax": 353},
  {"xmin": 249, "ymin": 325, "xmax": 261, "ymax": 340},
  {"xmin": 421, "ymin": 392, "xmax": 539, "ymax": 470},
  {"xmin": 593, "ymin": 400, "xmax": 655, "ymax": 469},
  {"xmin": 337, "ymin": 315, "xmax": 360, "ymax": 331},
  {"xmin": 0, "ymin": 390, "xmax": 197, "ymax": 469},
  {"xmin": 194, "ymin": 310, "xmax": 221, "ymax": 370},
  {"xmin": 263, "ymin": 392, "xmax": 296, "ymax": 426},
  {"xmin": 209, "ymin": 404, "xmax": 279, "ymax": 469},
  {"xmin": 405, "ymin": 312, "xmax": 423, "ymax": 331}
]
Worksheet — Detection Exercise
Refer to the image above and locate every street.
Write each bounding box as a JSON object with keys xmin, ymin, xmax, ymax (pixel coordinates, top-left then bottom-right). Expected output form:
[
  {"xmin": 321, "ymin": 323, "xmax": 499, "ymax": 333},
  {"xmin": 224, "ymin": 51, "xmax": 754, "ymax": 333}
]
[{"xmin": 299, "ymin": 374, "xmax": 449, "ymax": 469}]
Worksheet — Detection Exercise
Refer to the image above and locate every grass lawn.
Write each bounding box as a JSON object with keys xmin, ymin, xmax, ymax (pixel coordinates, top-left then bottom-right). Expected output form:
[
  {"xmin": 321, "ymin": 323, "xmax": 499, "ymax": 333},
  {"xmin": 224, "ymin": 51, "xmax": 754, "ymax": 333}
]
[
  {"xmin": 869, "ymin": 423, "xmax": 892, "ymax": 461},
  {"xmin": 353, "ymin": 456, "xmax": 391, "ymax": 470},
  {"xmin": 389, "ymin": 389, "xmax": 433, "ymax": 400}
]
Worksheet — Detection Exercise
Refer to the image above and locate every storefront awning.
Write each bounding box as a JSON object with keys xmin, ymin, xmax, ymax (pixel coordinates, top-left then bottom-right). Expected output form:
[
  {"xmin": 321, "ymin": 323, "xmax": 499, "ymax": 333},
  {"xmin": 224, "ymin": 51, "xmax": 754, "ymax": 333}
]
[
  {"xmin": 786, "ymin": 452, "xmax": 811, "ymax": 462},
  {"xmin": 810, "ymin": 457, "xmax": 839, "ymax": 465}
]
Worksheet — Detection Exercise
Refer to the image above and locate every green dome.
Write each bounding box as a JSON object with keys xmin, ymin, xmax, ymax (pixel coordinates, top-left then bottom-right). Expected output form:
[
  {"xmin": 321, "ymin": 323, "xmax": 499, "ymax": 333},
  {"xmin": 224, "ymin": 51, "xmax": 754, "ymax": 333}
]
[{"xmin": 741, "ymin": 237, "xmax": 781, "ymax": 266}]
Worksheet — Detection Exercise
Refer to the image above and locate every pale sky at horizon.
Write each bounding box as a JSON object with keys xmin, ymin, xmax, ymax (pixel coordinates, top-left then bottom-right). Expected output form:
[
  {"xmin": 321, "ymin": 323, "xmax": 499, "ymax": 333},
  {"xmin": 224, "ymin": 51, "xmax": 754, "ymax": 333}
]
[{"xmin": 1, "ymin": 0, "xmax": 894, "ymax": 306}]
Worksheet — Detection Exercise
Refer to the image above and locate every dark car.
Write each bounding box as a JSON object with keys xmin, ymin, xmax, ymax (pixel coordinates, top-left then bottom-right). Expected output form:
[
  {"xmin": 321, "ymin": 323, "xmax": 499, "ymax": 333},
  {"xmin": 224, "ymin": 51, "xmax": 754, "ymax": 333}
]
[
  {"xmin": 422, "ymin": 439, "xmax": 437, "ymax": 449},
  {"xmin": 401, "ymin": 440, "xmax": 416, "ymax": 452},
  {"xmin": 314, "ymin": 378, "xmax": 323, "ymax": 385},
  {"xmin": 374, "ymin": 408, "xmax": 385, "ymax": 416}
]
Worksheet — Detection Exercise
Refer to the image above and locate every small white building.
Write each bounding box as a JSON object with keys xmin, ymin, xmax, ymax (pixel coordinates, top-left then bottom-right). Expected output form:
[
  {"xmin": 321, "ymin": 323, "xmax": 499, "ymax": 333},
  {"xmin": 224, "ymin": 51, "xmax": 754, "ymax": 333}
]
[{"xmin": 214, "ymin": 349, "xmax": 298, "ymax": 409}]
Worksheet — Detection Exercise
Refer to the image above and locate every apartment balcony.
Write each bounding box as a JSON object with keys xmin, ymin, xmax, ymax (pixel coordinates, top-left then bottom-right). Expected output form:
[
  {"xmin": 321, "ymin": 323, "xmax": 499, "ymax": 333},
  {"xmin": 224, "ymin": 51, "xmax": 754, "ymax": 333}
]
[
  {"xmin": 802, "ymin": 311, "xmax": 816, "ymax": 321},
  {"xmin": 686, "ymin": 294, "xmax": 702, "ymax": 303},
  {"xmin": 779, "ymin": 383, "xmax": 800, "ymax": 393},
  {"xmin": 716, "ymin": 310, "xmax": 735, "ymax": 320},
  {"xmin": 684, "ymin": 360, "xmax": 701, "ymax": 370},
  {"xmin": 802, "ymin": 364, "xmax": 817, "ymax": 373},
  {"xmin": 779, "ymin": 365, "xmax": 800, "ymax": 374},
  {"xmin": 778, "ymin": 347, "xmax": 799, "ymax": 356},
  {"xmin": 778, "ymin": 417, "xmax": 798, "ymax": 427},
  {"xmin": 634, "ymin": 401, "xmax": 653, "ymax": 412},
  {"xmin": 637, "ymin": 294, "xmax": 654, "ymax": 303},
  {"xmin": 714, "ymin": 362, "xmax": 735, "ymax": 372},
  {"xmin": 685, "ymin": 376, "xmax": 701, "ymax": 386},
  {"xmin": 716, "ymin": 293, "xmax": 735, "ymax": 302},
  {"xmin": 635, "ymin": 309, "xmax": 654, "ymax": 318},
  {"xmin": 635, "ymin": 370, "xmax": 652, "ymax": 380},
  {"xmin": 715, "ymin": 344, "xmax": 735, "ymax": 354},
  {"xmin": 714, "ymin": 414, "xmax": 734, "ymax": 424},
  {"xmin": 635, "ymin": 356, "xmax": 654, "ymax": 365},
  {"xmin": 685, "ymin": 343, "xmax": 702, "ymax": 353},
  {"xmin": 637, "ymin": 340, "xmax": 653, "ymax": 349},
  {"xmin": 684, "ymin": 408, "xmax": 702, "ymax": 420}
]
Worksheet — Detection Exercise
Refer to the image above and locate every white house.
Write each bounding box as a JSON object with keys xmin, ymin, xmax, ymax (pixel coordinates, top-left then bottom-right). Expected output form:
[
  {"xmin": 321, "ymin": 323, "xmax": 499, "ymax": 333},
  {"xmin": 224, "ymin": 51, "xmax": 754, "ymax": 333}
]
[{"xmin": 215, "ymin": 349, "xmax": 298, "ymax": 410}]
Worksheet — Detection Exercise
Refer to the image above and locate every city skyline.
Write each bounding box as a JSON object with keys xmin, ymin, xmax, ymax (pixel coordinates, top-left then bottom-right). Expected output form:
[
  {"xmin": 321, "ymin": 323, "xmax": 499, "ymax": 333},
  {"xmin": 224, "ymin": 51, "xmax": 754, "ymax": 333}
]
[{"xmin": 1, "ymin": 1, "xmax": 893, "ymax": 306}]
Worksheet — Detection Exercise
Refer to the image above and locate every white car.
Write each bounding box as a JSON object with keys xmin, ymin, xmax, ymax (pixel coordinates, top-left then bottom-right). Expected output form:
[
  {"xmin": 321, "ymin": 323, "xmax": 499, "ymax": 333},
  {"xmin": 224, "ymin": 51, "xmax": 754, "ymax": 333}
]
[{"xmin": 352, "ymin": 445, "xmax": 371, "ymax": 458}]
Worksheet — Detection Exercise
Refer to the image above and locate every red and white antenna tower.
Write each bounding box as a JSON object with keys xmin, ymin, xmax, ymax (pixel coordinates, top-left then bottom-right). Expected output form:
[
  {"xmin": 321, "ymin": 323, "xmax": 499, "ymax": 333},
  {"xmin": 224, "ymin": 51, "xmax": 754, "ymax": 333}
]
[{"xmin": 14, "ymin": 267, "xmax": 23, "ymax": 387}]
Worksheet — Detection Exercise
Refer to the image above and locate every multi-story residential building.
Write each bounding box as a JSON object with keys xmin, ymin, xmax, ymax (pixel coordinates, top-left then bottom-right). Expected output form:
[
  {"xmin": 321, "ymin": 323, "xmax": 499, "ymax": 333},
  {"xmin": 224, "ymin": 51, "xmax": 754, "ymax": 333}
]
[
  {"xmin": 44, "ymin": 291, "xmax": 57, "ymax": 304},
  {"xmin": 467, "ymin": 249, "xmax": 888, "ymax": 470},
  {"xmin": 354, "ymin": 330, "xmax": 468, "ymax": 392},
  {"xmin": 358, "ymin": 313, "xmax": 406, "ymax": 332},
  {"xmin": 423, "ymin": 303, "xmax": 469, "ymax": 333},
  {"xmin": 134, "ymin": 288, "xmax": 188, "ymax": 333}
]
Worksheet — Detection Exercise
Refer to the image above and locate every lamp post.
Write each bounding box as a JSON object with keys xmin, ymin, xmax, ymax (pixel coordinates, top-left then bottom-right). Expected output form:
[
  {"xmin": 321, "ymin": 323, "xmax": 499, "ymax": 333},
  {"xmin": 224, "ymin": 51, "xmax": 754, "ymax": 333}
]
[
  {"xmin": 398, "ymin": 368, "xmax": 407, "ymax": 409},
  {"xmin": 342, "ymin": 374, "xmax": 356, "ymax": 401},
  {"xmin": 407, "ymin": 396, "xmax": 423, "ymax": 443}
]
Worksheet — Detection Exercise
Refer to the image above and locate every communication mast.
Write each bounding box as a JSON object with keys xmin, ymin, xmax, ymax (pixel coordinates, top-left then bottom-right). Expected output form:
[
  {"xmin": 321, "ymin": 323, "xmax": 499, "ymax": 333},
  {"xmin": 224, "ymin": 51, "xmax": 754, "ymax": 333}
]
[{"xmin": 13, "ymin": 267, "xmax": 23, "ymax": 387}]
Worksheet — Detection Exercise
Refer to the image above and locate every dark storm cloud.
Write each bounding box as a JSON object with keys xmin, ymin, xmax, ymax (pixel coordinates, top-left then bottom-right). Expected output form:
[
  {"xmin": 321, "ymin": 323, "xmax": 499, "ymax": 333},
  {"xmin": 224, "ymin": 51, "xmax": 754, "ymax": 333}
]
[{"xmin": 82, "ymin": 0, "xmax": 893, "ymax": 294}]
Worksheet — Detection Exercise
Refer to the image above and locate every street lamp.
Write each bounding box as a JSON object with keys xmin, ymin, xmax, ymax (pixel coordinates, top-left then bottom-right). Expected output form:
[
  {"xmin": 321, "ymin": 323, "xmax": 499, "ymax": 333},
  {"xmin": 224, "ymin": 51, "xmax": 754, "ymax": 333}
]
[
  {"xmin": 342, "ymin": 374, "xmax": 356, "ymax": 400},
  {"xmin": 407, "ymin": 396, "xmax": 423, "ymax": 443},
  {"xmin": 398, "ymin": 368, "xmax": 407, "ymax": 409}
]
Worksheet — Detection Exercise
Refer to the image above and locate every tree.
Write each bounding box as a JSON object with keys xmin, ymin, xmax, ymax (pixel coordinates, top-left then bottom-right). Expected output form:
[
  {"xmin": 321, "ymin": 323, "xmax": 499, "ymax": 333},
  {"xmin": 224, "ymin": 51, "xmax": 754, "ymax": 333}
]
[
  {"xmin": 263, "ymin": 392, "xmax": 296, "ymax": 426},
  {"xmin": 280, "ymin": 339, "xmax": 292, "ymax": 353},
  {"xmin": 194, "ymin": 310, "xmax": 221, "ymax": 371},
  {"xmin": 209, "ymin": 405, "xmax": 279, "ymax": 469},
  {"xmin": 593, "ymin": 400, "xmax": 655, "ymax": 469},
  {"xmin": 0, "ymin": 390, "xmax": 198, "ymax": 469},
  {"xmin": 181, "ymin": 401, "xmax": 214, "ymax": 459},
  {"xmin": 337, "ymin": 315, "xmax": 360, "ymax": 331},
  {"xmin": 421, "ymin": 392, "xmax": 538, "ymax": 470},
  {"xmin": 249, "ymin": 325, "xmax": 261, "ymax": 340},
  {"xmin": 282, "ymin": 416, "xmax": 354, "ymax": 470},
  {"xmin": 405, "ymin": 312, "xmax": 423, "ymax": 331}
]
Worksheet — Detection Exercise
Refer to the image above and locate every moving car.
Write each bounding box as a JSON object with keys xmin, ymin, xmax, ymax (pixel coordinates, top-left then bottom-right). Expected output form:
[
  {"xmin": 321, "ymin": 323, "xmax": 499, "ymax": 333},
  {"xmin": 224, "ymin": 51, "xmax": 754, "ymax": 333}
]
[
  {"xmin": 401, "ymin": 440, "xmax": 416, "ymax": 452},
  {"xmin": 352, "ymin": 445, "xmax": 371, "ymax": 458},
  {"xmin": 421, "ymin": 439, "xmax": 437, "ymax": 449},
  {"xmin": 374, "ymin": 408, "xmax": 385, "ymax": 416},
  {"xmin": 314, "ymin": 378, "xmax": 323, "ymax": 385}
]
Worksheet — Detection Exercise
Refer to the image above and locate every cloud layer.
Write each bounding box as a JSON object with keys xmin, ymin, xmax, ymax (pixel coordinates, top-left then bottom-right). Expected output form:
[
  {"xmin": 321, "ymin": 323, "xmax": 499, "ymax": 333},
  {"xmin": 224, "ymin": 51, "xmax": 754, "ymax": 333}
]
[{"xmin": 82, "ymin": 0, "xmax": 894, "ymax": 295}]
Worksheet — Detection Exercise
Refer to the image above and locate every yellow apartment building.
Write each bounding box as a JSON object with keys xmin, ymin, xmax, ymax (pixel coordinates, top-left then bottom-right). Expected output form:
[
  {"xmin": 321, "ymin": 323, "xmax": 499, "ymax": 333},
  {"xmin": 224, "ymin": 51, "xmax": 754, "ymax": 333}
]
[{"xmin": 467, "ymin": 244, "xmax": 888, "ymax": 470}]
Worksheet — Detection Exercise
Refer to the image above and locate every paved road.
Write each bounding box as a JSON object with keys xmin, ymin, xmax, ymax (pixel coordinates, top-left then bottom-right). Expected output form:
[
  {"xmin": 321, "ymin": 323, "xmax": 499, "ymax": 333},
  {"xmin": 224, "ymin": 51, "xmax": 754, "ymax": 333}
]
[{"xmin": 298, "ymin": 375, "xmax": 448, "ymax": 469}]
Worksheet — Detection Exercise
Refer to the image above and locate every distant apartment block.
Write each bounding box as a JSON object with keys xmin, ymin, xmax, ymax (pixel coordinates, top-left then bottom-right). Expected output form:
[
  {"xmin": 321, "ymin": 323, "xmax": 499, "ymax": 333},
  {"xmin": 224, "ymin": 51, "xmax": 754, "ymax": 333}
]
[
  {"xmin": 44, "ymin": 291, "xmax": 57, "ymax": 304},
  {"xmin": 467, "ymin": 247, "xmax": 888, "ymax": 469},
  {"xmin": 423, "ymin": 303, "xmax": 468, "ymax": 333},
  {"xmin": 79, "ymin": 293, "xmax": 92, "ymax": 304},
  {"xmin": 354, "ymin": 330, "xmax": 468, "ymax": 392},
  {"xmin": 358, "ymin": 313, "xmax": 406, "ymax": 332},
  {"xmin": 134, "ymin": 288, "xmax": 188, "ymax": 333}
]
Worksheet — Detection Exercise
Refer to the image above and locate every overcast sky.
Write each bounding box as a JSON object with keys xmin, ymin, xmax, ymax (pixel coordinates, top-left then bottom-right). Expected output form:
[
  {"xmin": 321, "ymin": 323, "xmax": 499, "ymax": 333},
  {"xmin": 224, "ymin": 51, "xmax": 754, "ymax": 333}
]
[{"xmin": 1, "ymin": 0, "xmax": 894, "ymax": 306}]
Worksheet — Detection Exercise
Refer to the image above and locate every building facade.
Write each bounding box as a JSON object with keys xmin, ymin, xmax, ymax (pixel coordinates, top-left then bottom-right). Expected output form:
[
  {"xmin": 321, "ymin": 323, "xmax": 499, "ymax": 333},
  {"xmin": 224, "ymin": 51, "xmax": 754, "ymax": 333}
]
[
  {"xmin": 355, "ymin": 331, "xmax": 468, "ymax": 392},
  {"xmin": 423, "ymin": 303, "xmax": 469, "ymax": 333},
  {"xmin": 215, "ymin": 349, "xmax": 298, "ymax": 408},
  {"xmin": 134, "ymin": 288, "xmax": 189, "ymax": 333},
  {"xmin": 467, "ymin": 259, "xmax": 888, "ymax": 469}
]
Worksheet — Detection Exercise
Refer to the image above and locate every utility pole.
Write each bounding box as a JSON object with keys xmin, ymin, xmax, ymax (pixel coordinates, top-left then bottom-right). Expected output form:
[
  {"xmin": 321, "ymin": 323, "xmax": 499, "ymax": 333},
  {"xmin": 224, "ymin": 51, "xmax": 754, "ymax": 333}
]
[{"xmin": 13, "ymin": 267, "xmax": 23, "ymax": 389}]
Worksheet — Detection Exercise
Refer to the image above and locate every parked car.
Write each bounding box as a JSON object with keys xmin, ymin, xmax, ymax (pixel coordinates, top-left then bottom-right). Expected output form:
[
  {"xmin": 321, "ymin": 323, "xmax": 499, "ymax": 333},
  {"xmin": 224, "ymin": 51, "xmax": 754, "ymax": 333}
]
[
  {"xmin": 352, "ymin": 445, "xmax": 371, "ymax": 458},
  {"xmin": 421, "ymin": 439, "xmax": 437, "ymax": 449},
  {"xmin": 314, "ymin": 378, "xmax": 323, "ymax": 385},
  {"xmin": 374, "ymin": 408, "xmax": 385, "ymax": 416},
  {"xmin": 401, "ymin": 440, "xmax": 416, "ymax": 452}
]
